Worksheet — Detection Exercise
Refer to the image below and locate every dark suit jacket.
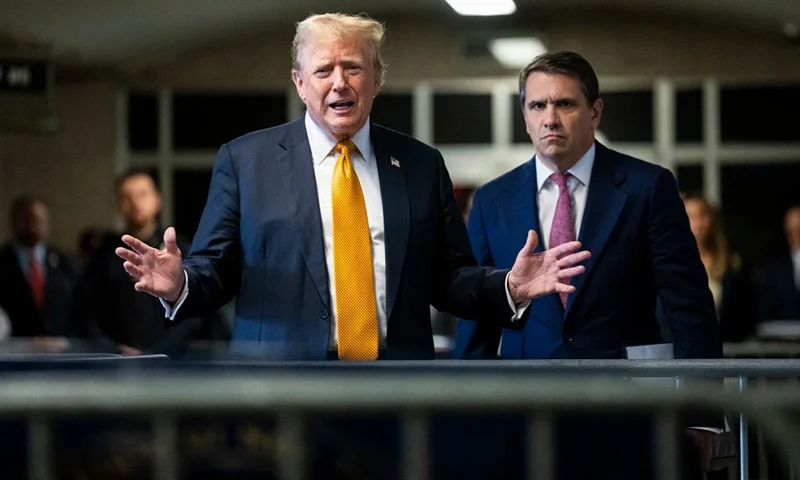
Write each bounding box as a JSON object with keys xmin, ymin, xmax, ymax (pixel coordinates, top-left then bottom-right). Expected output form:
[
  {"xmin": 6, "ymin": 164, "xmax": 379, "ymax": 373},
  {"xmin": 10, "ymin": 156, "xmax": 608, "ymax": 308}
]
[
  {"xmin": 758, "ymin": 255, "xmax": 800, "ymax": 321},
  {"xmin": 172, "ymin": 118, "xmax": 511, "ymax": 360},
  {"xmin": 455, "ymin": 142, "xmax": 722, "ymax": 360},
  {"xmin": 0, "ymin": 243, "xmax": 77, "ymax": 337},
  {"xmin": 71, "ymin": 228, "xmax": 215, "ymax": 356}
]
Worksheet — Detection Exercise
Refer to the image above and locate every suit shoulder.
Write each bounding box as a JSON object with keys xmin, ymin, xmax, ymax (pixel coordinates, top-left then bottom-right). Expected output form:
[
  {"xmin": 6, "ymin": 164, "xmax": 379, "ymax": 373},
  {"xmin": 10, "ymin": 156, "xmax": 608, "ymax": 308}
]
[
  {"xmin": 603, "ymin": 145, "xmax": 668, "ymax": 180},
  {"xmin": 473, "ymin": 161, "xmax": 533, "ymax": 201},
  {"xmin": 225, "ymin": 122, "xmax": 294, "ymax": 146}
]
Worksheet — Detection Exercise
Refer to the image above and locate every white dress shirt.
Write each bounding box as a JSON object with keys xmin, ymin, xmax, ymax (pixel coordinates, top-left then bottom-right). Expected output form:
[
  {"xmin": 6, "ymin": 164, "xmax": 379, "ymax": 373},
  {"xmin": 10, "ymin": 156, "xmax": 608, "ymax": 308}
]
[
  {"xmin": 305, "ymin": 114, "xmax": 388, "ymax": 349},
  {"xmin": 792, "ymin": 249, "xmax": 800, "ymax": 289},
  {"xmin": 535, "ymin": 143, "xmax": 595, "ymax": 248}
]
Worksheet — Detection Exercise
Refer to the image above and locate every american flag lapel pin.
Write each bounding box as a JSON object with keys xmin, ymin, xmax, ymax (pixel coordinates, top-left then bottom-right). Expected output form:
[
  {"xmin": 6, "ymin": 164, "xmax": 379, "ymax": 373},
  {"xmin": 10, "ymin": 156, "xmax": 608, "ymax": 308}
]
[{"xmin": 390, "ymin": 157, "xmax": 400, "ymax": 168}]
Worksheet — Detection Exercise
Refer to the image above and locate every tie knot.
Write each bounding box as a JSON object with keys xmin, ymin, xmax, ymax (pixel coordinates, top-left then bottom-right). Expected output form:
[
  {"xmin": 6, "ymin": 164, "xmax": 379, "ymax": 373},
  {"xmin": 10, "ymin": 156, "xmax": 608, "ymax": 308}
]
[
  {"xmin": 335, "ymin": 139, "xmax": 357, "ymax": 156},
  {"xmin": 550, "ymin": 172, "xmax": 571, "ymax": 189}
]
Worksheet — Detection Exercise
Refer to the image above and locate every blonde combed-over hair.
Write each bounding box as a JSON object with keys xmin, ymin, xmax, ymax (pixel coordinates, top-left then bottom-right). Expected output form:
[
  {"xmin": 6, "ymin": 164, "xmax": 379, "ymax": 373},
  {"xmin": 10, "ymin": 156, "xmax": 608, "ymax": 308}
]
[{"xmin": 291, "ymin": 13, "xmax": 387, "ymax": 86}]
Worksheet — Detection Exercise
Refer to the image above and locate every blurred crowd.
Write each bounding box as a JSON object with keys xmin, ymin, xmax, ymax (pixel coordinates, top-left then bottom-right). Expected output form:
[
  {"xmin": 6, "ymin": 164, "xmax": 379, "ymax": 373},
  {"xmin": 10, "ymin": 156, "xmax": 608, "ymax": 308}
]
[{"xmin": 0, "ymin": 169, "xmax": 231, "ymax": 358}]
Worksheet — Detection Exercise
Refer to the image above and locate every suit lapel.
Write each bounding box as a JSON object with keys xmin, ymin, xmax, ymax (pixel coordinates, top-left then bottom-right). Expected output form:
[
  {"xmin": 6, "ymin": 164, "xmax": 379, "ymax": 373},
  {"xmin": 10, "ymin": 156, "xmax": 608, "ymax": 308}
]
[
  {"xmin": 501, "ymin": 161, "xmax": 564, "ymax": 329},
  {"xmin": 564, "ymin": 142, "xmax": 628, "ymax": 317},
  {"xmin": 372, "ymin": 124, "xmax": 409, "ymax": 320},
  {"xmin": 505, "ymin": 160, "xmax": 543, "ymax": 256},
  {"xmin": 276, "ymin": 119, "xmax": 331, "ymax": 309}
]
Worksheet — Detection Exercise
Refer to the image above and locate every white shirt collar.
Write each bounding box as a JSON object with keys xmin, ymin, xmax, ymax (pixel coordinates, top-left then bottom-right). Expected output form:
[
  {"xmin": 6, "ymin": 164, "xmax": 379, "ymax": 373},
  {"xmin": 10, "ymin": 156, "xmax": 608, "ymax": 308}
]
[
  {"xmin": 304, "ymin": 111, "xmax": 372, "ymax": 166},
  {"xmin": 535, "ymin": 142, "xmax": 596, "ymax": 192}
]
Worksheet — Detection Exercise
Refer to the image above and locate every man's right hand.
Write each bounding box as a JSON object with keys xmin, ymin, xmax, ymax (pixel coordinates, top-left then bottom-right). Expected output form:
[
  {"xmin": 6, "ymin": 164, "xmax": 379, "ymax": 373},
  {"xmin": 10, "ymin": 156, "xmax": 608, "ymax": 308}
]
[{"xmin": 115, "ymin": 226, "xmax": 185, "ymax": 303}]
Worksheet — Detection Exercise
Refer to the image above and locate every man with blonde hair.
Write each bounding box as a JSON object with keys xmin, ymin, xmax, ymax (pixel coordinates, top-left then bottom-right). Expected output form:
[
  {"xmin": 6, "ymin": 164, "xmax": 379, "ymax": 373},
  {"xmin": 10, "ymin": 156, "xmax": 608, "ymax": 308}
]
[{"xmin": 116, "ymin": 13, "xmax": 589, "ymax": 361}]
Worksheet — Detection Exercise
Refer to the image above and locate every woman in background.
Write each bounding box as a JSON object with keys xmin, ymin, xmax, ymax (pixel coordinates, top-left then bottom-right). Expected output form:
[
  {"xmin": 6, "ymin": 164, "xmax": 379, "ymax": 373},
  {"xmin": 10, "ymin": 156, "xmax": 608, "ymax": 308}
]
[{"xmin": 682, "ymin": 193, "xmax": 757, "ymax": 342}]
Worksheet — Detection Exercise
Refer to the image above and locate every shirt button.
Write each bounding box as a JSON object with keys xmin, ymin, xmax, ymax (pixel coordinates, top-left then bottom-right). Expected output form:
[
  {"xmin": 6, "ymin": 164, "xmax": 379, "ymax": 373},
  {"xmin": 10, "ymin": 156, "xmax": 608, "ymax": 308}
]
[{"xmin": 321, "ymin": 309, "xmax": 330, "ymax": 319}]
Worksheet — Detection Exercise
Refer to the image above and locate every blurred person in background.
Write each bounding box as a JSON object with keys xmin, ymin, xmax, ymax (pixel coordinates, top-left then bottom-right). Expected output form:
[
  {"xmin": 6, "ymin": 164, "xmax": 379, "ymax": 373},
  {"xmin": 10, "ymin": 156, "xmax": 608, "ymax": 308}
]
[
  {"xmin": 0, "ymin": 195, "xmax": 77, "ymax": 350},
  {"xmin": 72, "ymin": 169, "xmax": 227, "ymax": 357},
  {"xmin": 114, "ymin": 12, "xmax": 589, "ymax": 362},
  {"xmin": 454, "ymin": 51, "xmax": 722, "ymax": 480},
  {"xmin": 76, "ymin": 227, "xmax": 110, "ymax": 271},
  {"xmin": 757, "ymin": 205, "xmax": 800, "ymax": 321},
  {"xmin": 680, "ymin": 193, "xmax": 756, "ymax": 341}
]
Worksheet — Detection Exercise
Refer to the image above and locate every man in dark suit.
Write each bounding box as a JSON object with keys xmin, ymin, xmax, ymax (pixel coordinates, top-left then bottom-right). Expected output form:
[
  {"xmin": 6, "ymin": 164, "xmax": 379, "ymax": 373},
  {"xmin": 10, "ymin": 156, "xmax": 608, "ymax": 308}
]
[
  {"xmin": 72, "ymin": 170, "xmax": 227, "ymax": 357},
  {"xmin": 758, "ymin": 205, "xmax": 800, "ymax": 321},
  {"xmin": 454, "ymin": 52, "xmax": 723, "ymax": 479},
  {"xmin": 114, "ymin": 13, "xmax": 589, "ymax": 361},
  {"xmin": 0, "ymin": 195, "xmax": 77, "ymax": 346}
]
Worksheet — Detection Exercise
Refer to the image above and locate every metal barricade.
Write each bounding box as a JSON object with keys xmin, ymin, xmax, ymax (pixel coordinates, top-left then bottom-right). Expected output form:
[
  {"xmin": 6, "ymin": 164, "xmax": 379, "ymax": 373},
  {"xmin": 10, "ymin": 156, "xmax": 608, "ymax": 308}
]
[{"xmin": 0, "ymin": 359, "xmax": 798, "ymax": 480}]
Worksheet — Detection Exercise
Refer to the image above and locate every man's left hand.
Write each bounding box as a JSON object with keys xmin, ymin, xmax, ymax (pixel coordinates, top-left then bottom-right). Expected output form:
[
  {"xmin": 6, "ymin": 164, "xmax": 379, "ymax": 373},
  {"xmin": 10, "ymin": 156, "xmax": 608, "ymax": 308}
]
[{"xmin": 507, "ymin": 230, "xmax": 591, "ymax": 304}]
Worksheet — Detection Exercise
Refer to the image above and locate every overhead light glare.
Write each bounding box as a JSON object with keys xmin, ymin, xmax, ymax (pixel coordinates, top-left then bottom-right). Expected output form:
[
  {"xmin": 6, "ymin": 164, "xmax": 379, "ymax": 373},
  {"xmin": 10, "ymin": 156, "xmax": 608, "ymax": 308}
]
[
  {"xmin": 444, "ymin": 0, "xmax": 516, "ymax": 16},
  {"xmin": 488, "ymin": 37, "xmax": 547, "ymax": 69}
]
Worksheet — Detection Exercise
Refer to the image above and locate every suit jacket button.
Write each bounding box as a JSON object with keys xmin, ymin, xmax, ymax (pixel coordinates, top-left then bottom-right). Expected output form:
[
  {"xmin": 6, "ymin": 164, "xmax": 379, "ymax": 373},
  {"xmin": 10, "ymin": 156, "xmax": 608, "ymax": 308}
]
[
  {"xmin": 321, "ymin": 309, "xmax": 330, "ymax": 319},
  {"xmin": 564, "ymin": 336, "xmax": 573, "ymax": 343}
]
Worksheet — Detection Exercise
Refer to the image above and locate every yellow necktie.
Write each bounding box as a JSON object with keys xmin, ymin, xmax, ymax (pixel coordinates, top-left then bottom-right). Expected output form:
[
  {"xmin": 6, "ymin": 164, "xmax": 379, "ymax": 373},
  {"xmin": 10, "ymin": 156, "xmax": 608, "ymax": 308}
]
[{"xmin": 332, "ymin": 139, "xmax": 379, "ymax": 361}]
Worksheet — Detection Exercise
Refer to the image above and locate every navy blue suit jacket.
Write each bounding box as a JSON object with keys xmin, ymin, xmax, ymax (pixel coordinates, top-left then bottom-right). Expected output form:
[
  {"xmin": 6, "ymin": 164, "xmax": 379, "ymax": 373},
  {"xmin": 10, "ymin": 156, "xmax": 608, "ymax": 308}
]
[
  {"xmin": 174, "ymin": 118, "xmax": 511, "ymax": 360},
  {"xmin": 456, "ymin": 142, "xmax": 722, "ymax": 360}
]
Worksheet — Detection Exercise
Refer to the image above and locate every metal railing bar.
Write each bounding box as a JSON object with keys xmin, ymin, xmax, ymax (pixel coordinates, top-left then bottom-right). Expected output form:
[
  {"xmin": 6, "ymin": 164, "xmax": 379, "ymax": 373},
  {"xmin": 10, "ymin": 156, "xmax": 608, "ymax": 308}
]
[
  {"xmin": 1, "ymin": 374, "xmax": 800, "ymax": 413},
  {"xmin": 738, "ymin": 376, "xmax": 749, "ymax": 480},
  {"xmin": 402, "ymin": 412, "xmax": 429, "ymax": 480},
  {"xmin": 278, "ymin": 411, "xmax": 305, "ymax": 480},
  {"xmin": 153, "ymin": 412, "xmax": 178, "ymax": 480},
  {"xmin": 656, "ymin": 409, "xmax": 679, "ymax": 480},
  {"xmin": 174, "ymin": 359, "xmax": 800, "ymax": 378},
  {"xmin": 28, "ymin": 414, "xmax": 52, "ymax": 480},
  {"xmin": 528, "ymin": 414, "xmax": 555, "ymax": 480}
]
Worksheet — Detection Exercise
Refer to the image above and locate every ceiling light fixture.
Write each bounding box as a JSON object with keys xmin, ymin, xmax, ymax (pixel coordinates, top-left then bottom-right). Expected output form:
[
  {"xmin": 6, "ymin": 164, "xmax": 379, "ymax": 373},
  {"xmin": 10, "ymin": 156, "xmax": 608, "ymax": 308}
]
[
  {"xmin": 488, "ymin": 37, "xmax": 547, "ymax": 69},
  {"xmin": 443, "ymin": 0, "xmax": 517, "ymax": 16}
]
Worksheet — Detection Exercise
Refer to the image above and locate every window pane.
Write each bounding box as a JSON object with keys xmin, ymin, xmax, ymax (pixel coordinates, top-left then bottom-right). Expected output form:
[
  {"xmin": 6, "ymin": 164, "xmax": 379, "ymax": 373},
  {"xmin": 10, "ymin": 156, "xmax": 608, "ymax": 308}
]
[
  {"xmin": 128, "ymin": 92, "xmax": 158, "ymax": 152},
  {"xmin": 371, "ymin": 93, "xmax": 413, "ymax": 136},
  {"xmin": 433, "ymin": 93, "xmax": 492, "ymax": 144},
  {"xmin": 721, "ymin": 85, "xmax": 800, "ymax": 142},
  {"xmin": 599, "ymin": 91, "xmax": 653, "ymax": 142},
  {"xmin": 173, "ymin": 93, "xmax": 287, "ymax": 150},
  {"xmin": 676, "ymin": 164, "xmax": 703, "ymax": 194},
  {"xmin": 173, "ymin": 169, "xmax": 213, "ymax": 241},
  {"xmin": 511, "ymin": 94, "xmax": 530, "ymax": 144},
  {"xmin": 721, "ymin": 162, "xmax": 800, "ymax": 266},
  {"xmin": 676, "ymin": 89, "xmax": 703, "ymax": 143}
]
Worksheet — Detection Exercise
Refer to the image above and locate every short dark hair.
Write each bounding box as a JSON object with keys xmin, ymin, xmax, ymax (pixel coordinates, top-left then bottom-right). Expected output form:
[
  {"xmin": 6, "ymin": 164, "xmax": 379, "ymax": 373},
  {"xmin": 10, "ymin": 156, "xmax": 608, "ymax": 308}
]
[
  {"xmin": 518, "ymin": 51, "xmax": 600, "ymax": 108},
  {"xmin": 114, "ymin": 168, "xmax": 158, "ymax": 194},
  {"xmin": 9, "ymin": 194, "xmax": 46, "ymax": 223}
]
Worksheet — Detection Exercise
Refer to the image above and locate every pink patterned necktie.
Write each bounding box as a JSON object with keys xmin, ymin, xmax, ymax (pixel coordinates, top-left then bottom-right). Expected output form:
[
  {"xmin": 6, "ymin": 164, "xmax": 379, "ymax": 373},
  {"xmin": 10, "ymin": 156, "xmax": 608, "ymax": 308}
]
[{"xmin": 548, "ymin": 172, "xmax": 575, "ymax": 307}]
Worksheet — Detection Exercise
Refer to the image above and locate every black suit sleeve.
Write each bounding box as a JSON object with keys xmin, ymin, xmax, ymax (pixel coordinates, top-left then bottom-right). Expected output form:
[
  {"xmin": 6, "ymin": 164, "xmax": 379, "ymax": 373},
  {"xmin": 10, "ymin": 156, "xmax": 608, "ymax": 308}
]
[
  {"xmin": 648, "ymin": 169, "xmax": 722, "ymax": 359},
  {"xmin": 648, "ymin": 171, "xmax": 723, "ymax": 429},
  {"xmin": 454, "ymin": 188, "xmax": 504, "ymax": 358},
  {"xmin": 177, "ymin": 144, "xmax": 243, "ymax": 321}
]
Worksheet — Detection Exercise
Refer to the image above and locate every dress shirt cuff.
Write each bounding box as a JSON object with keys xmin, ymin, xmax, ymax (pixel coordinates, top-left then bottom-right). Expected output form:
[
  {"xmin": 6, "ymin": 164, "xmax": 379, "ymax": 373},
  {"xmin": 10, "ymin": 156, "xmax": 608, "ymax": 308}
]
[
  {"xmin": 505, "ymin": 272, "xmax": 530, "ymax": 321},
  {"xmin": 160, "ymin": 270, "xmax": 189, "ymax": 321}
]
